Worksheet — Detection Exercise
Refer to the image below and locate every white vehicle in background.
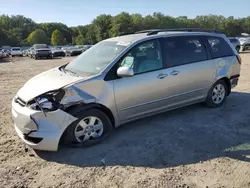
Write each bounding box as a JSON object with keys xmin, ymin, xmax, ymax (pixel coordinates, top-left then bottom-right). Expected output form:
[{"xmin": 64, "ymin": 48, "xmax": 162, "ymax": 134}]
[
  {"xmin": 241, "ymin": 38, "xmax": 250, "ymax": 51},
  {"xmin": 2, "ymin": 49, "xmax": 9, "ymax": 58},
  {"xmin": 11, "ymin": 47, "xmax": 23, "ymax": 57},
  {"xmin": 228, "ymin": 37, "xmax": 241, "ymax": 52}
]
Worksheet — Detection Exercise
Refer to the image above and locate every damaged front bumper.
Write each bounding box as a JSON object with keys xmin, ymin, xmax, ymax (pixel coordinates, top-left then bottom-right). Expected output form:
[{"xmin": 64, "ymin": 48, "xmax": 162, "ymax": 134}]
[{"xmin": 12, "ymin": 98, "xmax": 77, "ymax": 151}]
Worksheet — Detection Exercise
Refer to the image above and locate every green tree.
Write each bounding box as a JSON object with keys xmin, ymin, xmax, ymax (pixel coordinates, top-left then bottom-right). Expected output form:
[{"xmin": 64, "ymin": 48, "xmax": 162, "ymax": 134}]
[
  {"xmin": 1, "ymin": 13, "xmax": 250, "ymax": 46},
  {"xmin": 92, "ymin": 14, "xmax": 113, "ymax": 41},
  {"xmin": 74, "ymin": 34, "xmax": 85, "ymax": 45},
  {"xmin": 110, "ymin": 12, "xmax": 134, "ymax": 37},
  {"xmin": 131, "ymin": 14, "xmax": 145, "ymax": 31},
  {"xmin": 39, "ymin": 22, "xmax": 72, "ymax": 43},
  {"xmin": 51, "ymin": 29, "xmax": 65, "ymax": 45},
  {"xmin": 27, "ymin": 29, "xmax": 48, "ymax": 45}
]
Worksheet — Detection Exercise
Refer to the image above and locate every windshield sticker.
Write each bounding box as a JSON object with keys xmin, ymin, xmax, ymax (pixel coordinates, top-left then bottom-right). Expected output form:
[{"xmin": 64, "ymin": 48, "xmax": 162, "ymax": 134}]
[{"xmin": 117, "ymin": 41, "xmax": 130, "ymax": 46}]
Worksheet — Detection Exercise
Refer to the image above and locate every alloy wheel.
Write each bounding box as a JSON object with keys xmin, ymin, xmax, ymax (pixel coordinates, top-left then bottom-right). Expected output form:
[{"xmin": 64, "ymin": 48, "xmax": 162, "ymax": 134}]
[
  {"xmin": 212, "ymin": 83, "xmax": 226, "ymax": 104},
  {"xmin": 74, "ymin": 116, "xmax": 104, "ymax": 143}
]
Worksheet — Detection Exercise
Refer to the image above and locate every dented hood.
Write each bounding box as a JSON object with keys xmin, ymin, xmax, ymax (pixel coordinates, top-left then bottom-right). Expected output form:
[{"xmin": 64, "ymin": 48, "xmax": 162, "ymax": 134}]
[{"xmin": 17, "ymin": 67, "xmax": 85, "ymax": 102}]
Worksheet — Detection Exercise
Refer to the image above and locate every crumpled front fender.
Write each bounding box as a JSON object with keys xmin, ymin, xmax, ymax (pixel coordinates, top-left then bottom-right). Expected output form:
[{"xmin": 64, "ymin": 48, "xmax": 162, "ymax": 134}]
[{"xmin": 60, "ymin": 85, "xmax": 96, "ymax": 108}]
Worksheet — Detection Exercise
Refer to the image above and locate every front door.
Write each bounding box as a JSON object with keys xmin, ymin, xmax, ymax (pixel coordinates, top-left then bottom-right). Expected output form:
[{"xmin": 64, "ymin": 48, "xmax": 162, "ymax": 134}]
[{"xmin": 114, "ymin": 39, "xmax": 172, "ymax": 122}]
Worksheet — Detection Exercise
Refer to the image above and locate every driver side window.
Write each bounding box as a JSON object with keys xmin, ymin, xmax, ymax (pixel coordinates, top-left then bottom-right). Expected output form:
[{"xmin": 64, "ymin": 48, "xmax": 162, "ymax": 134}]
[{"xmin": 119, "ymin": 39, "xmax": 163, "ymax": 74}]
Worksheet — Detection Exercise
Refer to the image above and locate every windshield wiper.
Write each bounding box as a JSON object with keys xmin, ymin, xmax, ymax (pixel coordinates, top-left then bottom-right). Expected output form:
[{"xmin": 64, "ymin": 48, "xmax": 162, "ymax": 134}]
[{"xmin": 64, "ymin": 68, "xmax": 76, "ymax": 75}]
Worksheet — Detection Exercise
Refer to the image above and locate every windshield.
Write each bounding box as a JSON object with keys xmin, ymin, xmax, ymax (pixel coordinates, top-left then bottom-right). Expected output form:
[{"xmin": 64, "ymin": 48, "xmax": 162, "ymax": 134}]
[
  {"xmin": 12, "ymin": 48, "xmax": 21, "ymax": 51},
  {"xmin": 64, "ymin": 41, "xmax": 127, "ymax": 75},
  {"xmin": 34, "ymin": 44, "xmax": 49, "ymax": 49},
  {"xmin": 229, "ymin": 38, "xmax": 238, "ymax": 42},
  {"xmin": 69, "ymin": 47, "xmax": 79, "ymax": 50}
]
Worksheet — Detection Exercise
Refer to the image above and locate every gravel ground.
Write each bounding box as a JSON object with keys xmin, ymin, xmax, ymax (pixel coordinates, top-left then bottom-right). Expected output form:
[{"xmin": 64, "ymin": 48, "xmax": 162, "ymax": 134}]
[{"xmin": 0, "ymin": 54, "xmax": 250, "ymax": 188}]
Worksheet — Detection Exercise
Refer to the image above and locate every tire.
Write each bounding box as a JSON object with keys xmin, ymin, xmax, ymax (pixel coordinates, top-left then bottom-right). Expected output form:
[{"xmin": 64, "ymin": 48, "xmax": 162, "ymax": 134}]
[
  {"xmin": 62, "ymin": 108, "xmax": 113, "ymax": 147},
  {"xmin": 205, "ymin": 80, "xmax": 228, "ymax": 108}
]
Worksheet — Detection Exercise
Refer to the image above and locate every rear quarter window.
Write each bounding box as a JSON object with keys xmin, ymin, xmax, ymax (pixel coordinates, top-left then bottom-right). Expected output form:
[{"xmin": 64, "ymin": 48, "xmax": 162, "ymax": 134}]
[{"xmin": 205, "ymin": 36, "xmax": 234, "ymax": 59}]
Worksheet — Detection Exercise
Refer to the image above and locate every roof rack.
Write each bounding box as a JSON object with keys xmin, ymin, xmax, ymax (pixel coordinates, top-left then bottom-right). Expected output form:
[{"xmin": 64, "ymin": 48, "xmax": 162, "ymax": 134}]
[
  {"xmin": 135, "ymin": 29, "xmax": 160, "ymax": 34},
  {"xmin": 135, "ymin": 28, "xmax": 223, "ymax": 36}
]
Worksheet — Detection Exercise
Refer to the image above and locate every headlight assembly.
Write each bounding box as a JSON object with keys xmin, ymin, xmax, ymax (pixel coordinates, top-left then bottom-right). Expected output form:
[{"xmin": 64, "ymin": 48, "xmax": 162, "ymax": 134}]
[{"xmin": 28, "ymin": 89, "xmax": 65, "ymax": 111}]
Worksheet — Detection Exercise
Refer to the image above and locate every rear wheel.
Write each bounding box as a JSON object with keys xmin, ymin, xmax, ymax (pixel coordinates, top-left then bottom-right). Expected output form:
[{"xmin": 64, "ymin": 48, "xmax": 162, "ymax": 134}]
[
  {"xmin": 205, "ymin": 80, "xmax": 228, "ymax": 108},
  {"xmin": 62, "ymin": 108, "xmax": 113, "ymax": 147}
]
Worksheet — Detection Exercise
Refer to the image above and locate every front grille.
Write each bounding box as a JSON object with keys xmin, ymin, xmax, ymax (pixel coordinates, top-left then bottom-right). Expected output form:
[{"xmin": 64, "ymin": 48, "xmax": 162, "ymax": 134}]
[
  {"xmin": 15, "ymin": 97, "xmax": 26, "ymax": 107},
  {"xmin": 37, "ymin": 50, "xmax": 50, "ymax": 55},
  {"xmin": 37, "ymin": 50, "xmax": 50, "ymax": 52}
]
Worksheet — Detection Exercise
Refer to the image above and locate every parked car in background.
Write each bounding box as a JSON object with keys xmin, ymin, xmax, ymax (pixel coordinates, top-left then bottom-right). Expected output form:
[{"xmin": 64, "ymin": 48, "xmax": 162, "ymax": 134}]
[
  {"xmin": 75, "ymin": 45, "xmax": 84, "ymax": 49},
  {"xmin": 22, "ymin": 50, "xmax": 28, "ymax": 56},
  {"xmin": 51, "ymin": 47, "xmax": 66, "ymax": 57},
  {"xmin": 62, "ymin": 47, "xmax": 82, "ymax": 56},
  {"xmin": 30, "ymin": 44, "xmax": 52, "ymax": 59},
  {"xmin": 241, "ymin": 37, "xmax": 250, "ymax": 51},
  {"xmin": 27, "ymin": 48, "xmax": 32, "ymax": 57},
  {"xmin": 0, "ymin": 48, "xmax": 3, "ymax": 59},
  {"xmin": 80, "ymin": 48, "xmax": 86, "ymax": 53},
  {"xmin": 2, "ymin": 49, "xmax": 10, "ymax": 57},
  {"xmin": 228, "ymin": 37, "xmax": 241, "ymax": 52},
  {"xmin": 11, "ymin": 47, "xmax": 23, "ymax": 57},
  {"xmin": 4, "ymin": 49, "xmax": 11, "ymax": 56},
  {"xmin": 83, "ymin": 45, "xmax": 93, "ymax": 51},
  {"xmin": 11, "ymin": 28, "xmax": 241, "ymax": 151}
]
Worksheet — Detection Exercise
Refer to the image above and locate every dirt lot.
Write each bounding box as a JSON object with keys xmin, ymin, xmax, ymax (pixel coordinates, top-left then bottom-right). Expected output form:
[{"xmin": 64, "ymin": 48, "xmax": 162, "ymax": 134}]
[{"xmin": 0, "ymin": 54, "xmax": 250, "ymax": 188}]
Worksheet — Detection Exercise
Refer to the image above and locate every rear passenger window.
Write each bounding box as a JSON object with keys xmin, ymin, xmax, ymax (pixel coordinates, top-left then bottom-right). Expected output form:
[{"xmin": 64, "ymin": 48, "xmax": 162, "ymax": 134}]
[
  {"xmin": 206, "ymin": 37, "xmax": 234, "ymax": 59},
  {"xmin": 164, "ymin": 36, "xmax": 208, "ymax": 67}
]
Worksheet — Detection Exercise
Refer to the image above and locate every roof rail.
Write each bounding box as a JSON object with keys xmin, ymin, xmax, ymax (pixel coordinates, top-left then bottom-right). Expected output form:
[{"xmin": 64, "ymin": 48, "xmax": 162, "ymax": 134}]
[
  {"xmin": 135, "ymin": 29, "xmax": 160, "ymax": 34},
  {"xmin": 135, "ymin": 28, "xmax": 223, "ymax": 36}
]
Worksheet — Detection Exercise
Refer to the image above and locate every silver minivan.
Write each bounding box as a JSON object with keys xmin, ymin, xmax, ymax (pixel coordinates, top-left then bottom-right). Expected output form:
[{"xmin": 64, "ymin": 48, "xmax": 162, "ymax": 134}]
[{"xmin": 12, "ymin": 29, "xmax": 241, "ymax": 151}]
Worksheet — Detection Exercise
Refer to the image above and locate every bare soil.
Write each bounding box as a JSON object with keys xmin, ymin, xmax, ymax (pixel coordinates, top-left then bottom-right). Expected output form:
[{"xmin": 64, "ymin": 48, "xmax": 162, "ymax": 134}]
[{"xmin": 0, "ymin": 54, "xmax": 250, "ymax": 188}]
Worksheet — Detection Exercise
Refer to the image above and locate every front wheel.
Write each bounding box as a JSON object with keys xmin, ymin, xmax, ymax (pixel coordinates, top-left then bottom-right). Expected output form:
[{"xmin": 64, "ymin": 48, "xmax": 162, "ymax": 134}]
[
  {"xmin": 205, "ymin": 80, "xmax": 228, "ymax": 108},
  {"xmin": 62, "ymin": 108, "xmax": 113, "ymax": 147}
]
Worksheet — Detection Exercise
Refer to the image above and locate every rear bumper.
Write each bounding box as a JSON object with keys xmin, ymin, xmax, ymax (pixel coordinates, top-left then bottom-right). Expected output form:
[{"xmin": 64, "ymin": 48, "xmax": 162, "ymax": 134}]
[{"xmin": 12, "ymin": 97, "xmax": 77, "ymax": 151}]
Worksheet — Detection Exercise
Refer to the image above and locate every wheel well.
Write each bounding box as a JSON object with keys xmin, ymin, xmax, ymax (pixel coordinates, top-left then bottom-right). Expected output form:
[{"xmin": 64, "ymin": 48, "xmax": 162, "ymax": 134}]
[
  {"xmin": 94, "ymin": 104, "xmax": 115, "ymax": 127},
  {"xmin": 219, "ymin": 77, "xmax": 231, "ymax": 95},
  {"xmin": 65, "ymin": 103, "xmax": 115, "ymax": 127}
]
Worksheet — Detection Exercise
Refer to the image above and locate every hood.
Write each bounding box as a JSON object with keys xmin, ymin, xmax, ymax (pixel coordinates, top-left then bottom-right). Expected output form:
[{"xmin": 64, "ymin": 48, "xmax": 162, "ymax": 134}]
[
  {"xmin": 36, "ymin": 48, "xmax": 51, "ymax": 51},
  {"xmin": 17, "ymin": 67, "xmax": 85, "ymax": 102}
]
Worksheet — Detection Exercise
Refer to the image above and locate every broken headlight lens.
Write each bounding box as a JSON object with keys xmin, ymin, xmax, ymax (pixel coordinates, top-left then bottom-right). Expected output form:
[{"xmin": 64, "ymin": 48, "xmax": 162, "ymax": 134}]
[{"xmin": 28, "ymin": 89, "xmax": 65, "ymax": 111}]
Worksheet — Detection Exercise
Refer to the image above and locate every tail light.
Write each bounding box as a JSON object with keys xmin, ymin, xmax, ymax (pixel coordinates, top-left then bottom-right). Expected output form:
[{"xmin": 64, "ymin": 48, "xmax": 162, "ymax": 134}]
[{"xmin": 236, "ymin": 55, "xmax": 241, "ymax": 64}]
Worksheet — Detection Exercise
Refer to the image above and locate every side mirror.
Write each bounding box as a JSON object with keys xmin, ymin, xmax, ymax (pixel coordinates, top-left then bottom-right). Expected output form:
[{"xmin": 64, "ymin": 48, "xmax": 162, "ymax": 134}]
[{"xmin": 117, "ymin": 66, "xmax": 134, "ymax": 77}]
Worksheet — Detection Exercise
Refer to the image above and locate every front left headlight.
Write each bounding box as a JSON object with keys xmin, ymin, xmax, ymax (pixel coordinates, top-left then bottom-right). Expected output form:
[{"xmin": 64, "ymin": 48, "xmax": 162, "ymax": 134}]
[{"xmin": 28, "ymin": 90, "xmax": 65, "ymax": 111}]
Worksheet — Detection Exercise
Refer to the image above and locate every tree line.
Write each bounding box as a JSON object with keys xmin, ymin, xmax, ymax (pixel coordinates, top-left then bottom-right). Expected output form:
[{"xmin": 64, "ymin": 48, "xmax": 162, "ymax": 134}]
[{"xmin": 0, "ymin": 13, "xmax": 250, "ymax": 46}]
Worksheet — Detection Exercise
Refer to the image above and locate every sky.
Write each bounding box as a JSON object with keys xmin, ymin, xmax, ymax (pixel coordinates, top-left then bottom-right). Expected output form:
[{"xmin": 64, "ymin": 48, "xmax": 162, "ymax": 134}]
[{"xmin": 0, "ymin": 0, "xmax": 249, "ymax": 27}]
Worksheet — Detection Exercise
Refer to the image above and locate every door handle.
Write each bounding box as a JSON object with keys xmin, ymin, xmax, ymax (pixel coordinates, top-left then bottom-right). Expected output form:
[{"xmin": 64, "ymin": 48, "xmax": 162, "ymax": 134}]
[
  {"xmin": 170, "ymin": 70, "xmax": 180, "ymax": 76},
  {"xmin": 157, "ymin": 73, "xmax": 168, "ymax": 79}
]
